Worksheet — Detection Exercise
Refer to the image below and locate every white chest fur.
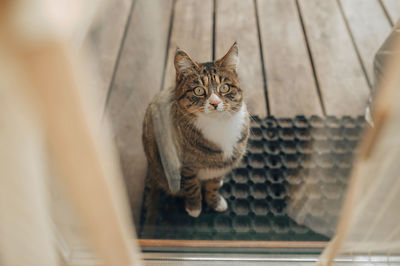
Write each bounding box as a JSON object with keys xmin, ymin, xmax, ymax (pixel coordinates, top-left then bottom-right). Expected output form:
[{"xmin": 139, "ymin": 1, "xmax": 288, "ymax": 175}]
[{"xmin": 195, "ymin": 104, "xmax": 247, "ymax": 159}]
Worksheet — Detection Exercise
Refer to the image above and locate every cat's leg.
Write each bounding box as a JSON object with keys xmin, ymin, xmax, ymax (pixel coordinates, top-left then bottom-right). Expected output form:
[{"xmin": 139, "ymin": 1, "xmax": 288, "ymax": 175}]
[
  {"xmin": 181, "ymin": 168, "xmax": 202, "ymax": 217},
  {"xmin": 204, "ymin": 177, "xmax": 228, "ymax": 212}
]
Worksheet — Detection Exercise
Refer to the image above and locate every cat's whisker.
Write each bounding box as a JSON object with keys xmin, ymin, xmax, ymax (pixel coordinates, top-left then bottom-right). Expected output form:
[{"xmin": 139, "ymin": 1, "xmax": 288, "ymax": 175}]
[{"xmin": 249, "ymin": 113, "xmax": 258, "ymax": 122}]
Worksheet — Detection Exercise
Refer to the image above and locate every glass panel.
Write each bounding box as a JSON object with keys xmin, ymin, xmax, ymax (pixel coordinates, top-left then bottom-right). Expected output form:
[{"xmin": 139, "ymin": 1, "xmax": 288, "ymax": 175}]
[{"xmin": 98, "ymin": 0, "xmax": 394, "ymax": 253}]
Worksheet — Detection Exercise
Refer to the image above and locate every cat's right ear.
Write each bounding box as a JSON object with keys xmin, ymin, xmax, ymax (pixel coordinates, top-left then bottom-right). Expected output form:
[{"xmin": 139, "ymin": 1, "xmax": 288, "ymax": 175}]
[
  {"xmin": 174, "ymin": 48, "xmax": 199, "ymax": 75},
  {"xmin": 216, "ymin": 42, "xmax": 239, "ymax": 73}
]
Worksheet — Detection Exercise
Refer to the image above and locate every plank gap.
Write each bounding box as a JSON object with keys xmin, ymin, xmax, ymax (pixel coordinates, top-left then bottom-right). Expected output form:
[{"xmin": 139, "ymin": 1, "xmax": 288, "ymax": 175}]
[
  {"xmin": 295, "ymin": 0, "xmax": 327, "ymax": 116},
  {"xmin": 104, "ymin": 0, "xmax": 137, "ymax": 113},
  {"xmin": 212, "ymin": 0, "xmax": 216, "ymax": 61},
  {"xmin": 336, "ymin": 0, "xmax": 372, "ymax": 90},
  {"xmin": 160, "ymin": 0, "xmax": 177, "ymax": 91},
  {"xmin": 254, "ymin": 0, "xmax": 271, "ymax": 116},
  {"xmin": 378, "ymin": 0, "xmax": 395, "ymax": 26},
  {"xmin": 381, "ymin": 0, "xmax": 400, "ymax": 24}
]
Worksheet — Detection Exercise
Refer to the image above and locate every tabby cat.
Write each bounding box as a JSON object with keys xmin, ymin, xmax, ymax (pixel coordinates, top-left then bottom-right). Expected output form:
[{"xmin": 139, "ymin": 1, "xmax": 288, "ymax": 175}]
[{"xmin": 142, "ymin": 42, "xmax": 249, "ymax": 218}]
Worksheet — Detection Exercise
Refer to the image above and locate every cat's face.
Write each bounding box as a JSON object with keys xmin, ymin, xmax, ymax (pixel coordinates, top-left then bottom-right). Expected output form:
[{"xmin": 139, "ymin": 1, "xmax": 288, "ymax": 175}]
[{"xmin": 174, "ymin": 43, "xmax": 243, "ymax": 116}]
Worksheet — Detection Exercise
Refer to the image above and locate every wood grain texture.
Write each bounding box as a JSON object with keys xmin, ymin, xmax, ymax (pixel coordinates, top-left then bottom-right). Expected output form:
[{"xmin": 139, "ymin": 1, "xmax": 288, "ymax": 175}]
[
  {"xmin": 163, "ymin": 0, "xmax": 213, "ymax": 90},
  {"xmin": 298, "ymin": 0, "xmax": 370, "ymax": 116},
  {"xmin": 139, "ymin": 239, "xmax": 328, "ymax": 249},
  {"xmin": 381, "ymin": 0, "xmax": 400, "ymax": 25},
  {"xmin": 85, "ymin": 0, "xmax": 133, "ymax": 111},
  {"xmin": 257, "ymin": 0, "xmax": 322, "ymax": 117},
  {"xmin": 106, "ymin": 0, "xmax": 174, "ymax": 227},
  {"xmin": 340, "ymin": 0, "xmax": 392, "ymax": 85},
  {"xmin": 216, "ymin": 0, "xmax": 267, "ymax": 117}
]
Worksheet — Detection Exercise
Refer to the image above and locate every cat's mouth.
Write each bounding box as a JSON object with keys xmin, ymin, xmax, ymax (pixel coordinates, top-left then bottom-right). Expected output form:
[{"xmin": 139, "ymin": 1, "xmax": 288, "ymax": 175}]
[
  {"xmin": 204, "ymin": 102, "xmax": 224, "ymax": 113},
  {"xmin": 202, "ymin": 108, "xmax": 234, "ymax": 120}
]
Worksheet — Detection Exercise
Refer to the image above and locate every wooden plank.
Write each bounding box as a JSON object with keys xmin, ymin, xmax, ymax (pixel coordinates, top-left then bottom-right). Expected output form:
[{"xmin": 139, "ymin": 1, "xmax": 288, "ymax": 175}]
[
  {"xmin": 106, "ymin": 0, "xmax": 174, "ymax": 227},
  {"xmin": 381, "ymin": 0, "xmax": 400, "ymax": 25},
  {"xmin": 85, "ymin": 0, "xmax": 133, "ymax": 111},
  {"xmin": 216, "ymin": 0, "xmax": 267, "ymax": 117},
  {"xmin": 139, "ymin": 239, "xmax": 328, "ymax": 249},
  {"xmin": 163, "ymin": 0, "xmax": 213, "ymax": 90},
  {"xmin": 257, "ymin": 0, "xmax": 323, "ymax": 117},
  {"xmin": 298, "ymin": 0, "xmax": 370, "ymax": 116},
  {"xmin": 340, "ymin": 0, "xmax": 392, "ymax": 85}
]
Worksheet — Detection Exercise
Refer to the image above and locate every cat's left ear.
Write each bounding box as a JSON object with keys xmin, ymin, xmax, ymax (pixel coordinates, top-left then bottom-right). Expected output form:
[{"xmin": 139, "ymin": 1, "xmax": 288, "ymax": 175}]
[
  {"xmin": 216, "ymin": 42, "xmax": 239, "ymax": 72},
  {"xmin": 174, "ymin": 48, "xmax": 200, "ymax": 75}
]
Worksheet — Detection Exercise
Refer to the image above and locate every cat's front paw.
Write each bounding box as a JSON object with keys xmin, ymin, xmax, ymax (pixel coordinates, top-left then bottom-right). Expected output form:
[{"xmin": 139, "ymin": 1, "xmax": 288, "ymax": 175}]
[
  {"xmin": 214, "ymin": 195, "xmax": 228, "ymax": 212},
  {"xmin": 186, "ymin": 207, "xmax": 202, "ymax": 217}
]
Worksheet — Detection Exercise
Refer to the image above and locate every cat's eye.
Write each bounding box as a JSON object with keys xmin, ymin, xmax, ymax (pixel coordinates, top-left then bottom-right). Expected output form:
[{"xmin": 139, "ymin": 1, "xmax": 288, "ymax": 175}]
[
  {"xmin": 220, "ymin": 84, "xmax": 230, "ymax": 94},
  {"xmin": 194, "ymin": 87, "xmax": 205, "ymax": 96}
]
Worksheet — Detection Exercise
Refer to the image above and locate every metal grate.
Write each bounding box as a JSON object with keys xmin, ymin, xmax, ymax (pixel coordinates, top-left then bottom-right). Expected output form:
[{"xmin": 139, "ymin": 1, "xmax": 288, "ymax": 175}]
[{"xmin": 139, "ymin": 115, "xmax": 365, "ymax": 241}]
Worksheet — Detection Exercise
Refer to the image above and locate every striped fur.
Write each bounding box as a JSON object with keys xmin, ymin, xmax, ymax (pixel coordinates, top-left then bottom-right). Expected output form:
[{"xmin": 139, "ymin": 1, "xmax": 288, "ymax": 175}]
[{"xmin": 143, "ymin": 43, "xmax": 249, "ymax": 218}]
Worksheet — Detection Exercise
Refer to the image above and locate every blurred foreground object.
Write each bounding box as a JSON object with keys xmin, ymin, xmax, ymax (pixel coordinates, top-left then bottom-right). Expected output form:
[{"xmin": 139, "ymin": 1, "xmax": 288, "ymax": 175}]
[
  {"xmin": 0, "ymin": 0, "xmax": 141, "ymax": 265},
  {"xmin": 317, "ymin": 20, "xmax": 400, "ymax": 265}
]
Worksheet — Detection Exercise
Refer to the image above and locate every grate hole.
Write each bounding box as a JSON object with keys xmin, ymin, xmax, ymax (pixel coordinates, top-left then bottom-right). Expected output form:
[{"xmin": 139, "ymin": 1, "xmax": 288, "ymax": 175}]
[
  {"xmin": 312, "ymin": 140, "xmax": 332, "ymax": 154},
  {"xmin": 309, "ymin": 115, "xmax": 324, "ymax": 128},
  {"xmin": 344, "ymin": 127, "xmax": 361, "ymax": 141},
  {"xmin": 266, "ymin": 155, "xmax": 282, "ymax": 168},
  {"xmin": 314, "ymin": 154, "xmax": 335, "ymax": 168},
  {"xmin": 262, "ymin": 117, "xmax": 278, "ymax": 128},
  {"xmin": 232, "ymin": 199, "xmax": 250, "ymax": 216},
  {"xmin": 264, "ymin": 141, "xmax": 280, "ymax": 155},
  {"xmin": 232, "ymin": 216, "xmax": 251, "ymax": 233},
  {"xmin": 342, "ymin": 116, "xmax": 356, "ymax": 128},
  {"xmin": 271, "ymin": 216, "xmax": 290, "ymax": 233},
  {"xmin": 250, "ymin": 200, "xmax": 270, "ymax": 216},
  {"xmin": 251, "ymin": 127, "xmax": 263, "ymax": 140},
  {"xmin": 248, "ymin": 154, "xmax": 266, "ymax": 168},
  {"xmin": 252, "ymin": 216, "xmax": 271, "ymax": 233},
  {"xmin": 249, "ymin": 168, "xmax": 267, "ymax": 183},
  {"xmin": 220, "ymin": 183, "xmax": 232, "ymax": 199},
  {"xmin": 247, "ymin": 139, "xmax": 264, "ymax": 154},
  {"xmin": 277, "ymin": 118, "xmax": 293, "ymax": 128},
  {"xmin": 280, "ymin": 141, "xmax": 297, "ymax": 154},
  {"xmin": 311, "ymin": 128, "xmax": 329, "ymax": 140},
  {"xmin": 232, "ymin": 168, "xmax": 249, "ymax": 184},
  {"xmin": 336, "ymin": 153, "xmax": 354, "ymax": 168},
  {"xmin": 285, "ymin": 169, "xmax": 303, "ymax": 185},
  {"xmin": 279, "ymin": 128, "xmax": 295, "ymax": 141},
  {"xmin": 232, "ymin": 184, "xmax": 250, "ymax": 199},
  {"xmin": 250, "ymin": 183, "xmax": 267, "ymax": 199},
  {"xmin": 263, "ymin": 127, "xmax": 279, "ymax": 140},
  {"xmin": 294, "ymin": 116, "xmax": 309, "ymax": 128},
  {"xmin": 214, "ymin": 215, "xmax": 232, "ymax": 232},
  {"xmin": 299, "ymin": 155, "xmax": 316, "ymax": 168},
  {"xmin": 281, "ymin": 154, "xmax": 300, "ymax": 168},
  {"xmin": 267, "ymin": 169, "xmax": 284, "ymax": 183},
  {"xmin": 325, "ymin": 116, "xmax": 341, "ymax": 128},
  {"xmin": 295, "ymin": 127, "xmax": 312, "ymax": 141},
  {"xmin": 270, "ymin": 199, "xmax": 286, "ymax": 215},
  {"xmin": 328, "ymin": 127, "xmax": 344, "ymax": 140},
  {"xmin": 268, "ymin": 183, "xmax": 287, "ymax": 199},
  {"xmin": 297, "ymin": 141, "xmax": 312, "ymax": 154}
]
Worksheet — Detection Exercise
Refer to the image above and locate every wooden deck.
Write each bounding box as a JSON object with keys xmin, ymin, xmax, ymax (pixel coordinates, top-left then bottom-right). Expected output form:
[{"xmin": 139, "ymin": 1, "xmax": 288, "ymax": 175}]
[{"xmin": 92, "ymin": 0, "xmax": 399, "ymax": 227}]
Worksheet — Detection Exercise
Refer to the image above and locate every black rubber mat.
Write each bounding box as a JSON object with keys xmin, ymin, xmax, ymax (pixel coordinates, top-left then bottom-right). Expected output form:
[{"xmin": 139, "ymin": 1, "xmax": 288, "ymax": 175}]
[{"xmin": 139, "ymin": 115, "xmax": 365, "ymax": 241}]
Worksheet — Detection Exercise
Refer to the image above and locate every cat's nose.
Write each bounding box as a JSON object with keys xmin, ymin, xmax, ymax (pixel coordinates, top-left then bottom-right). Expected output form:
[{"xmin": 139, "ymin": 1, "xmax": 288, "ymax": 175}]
[
  {"xmin": 209, "ymin": 93, "xmax": 221, "ymax": 109},
  {"xmin": 210, "ymin": 100, "xmax": 220, "ymax": 109}
]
